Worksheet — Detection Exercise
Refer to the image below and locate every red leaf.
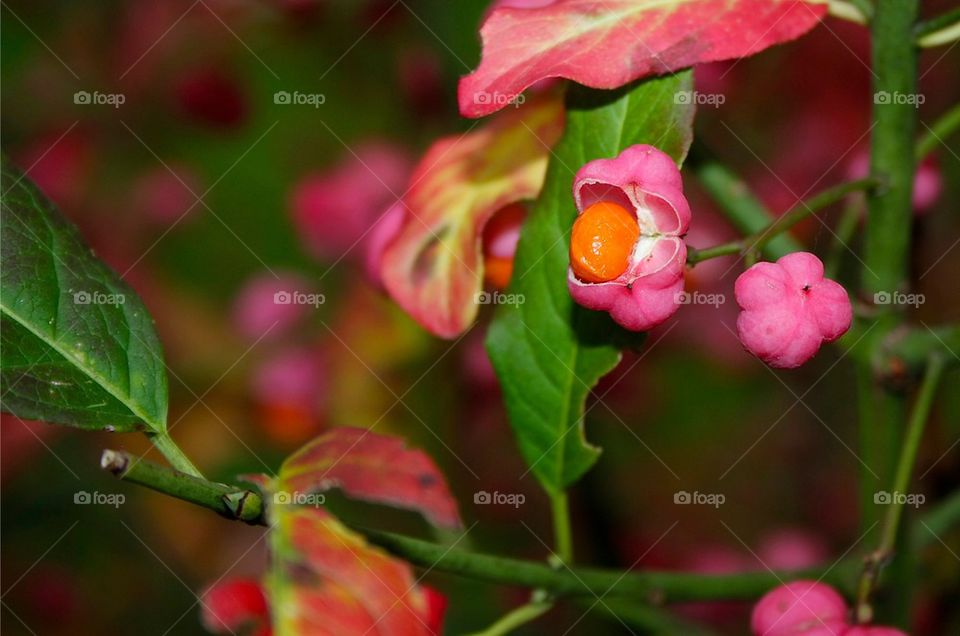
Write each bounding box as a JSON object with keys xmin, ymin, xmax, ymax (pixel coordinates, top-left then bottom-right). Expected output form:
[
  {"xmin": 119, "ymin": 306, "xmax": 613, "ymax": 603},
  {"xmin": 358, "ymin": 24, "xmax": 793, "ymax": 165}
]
[
  {"xmin": 278, "ymin": 427, "xmax": 462, "ymax": 530},
  {"xmin": 269, "ymin": 507, "xmax": 432, "ymax": 636},
  {"xmin": 459, "ymin": 0, "xmax": 827, "ymax": 117},
  {"xmin": 380, "ymin": 91, "xmax": 564, "ymax": 337}
]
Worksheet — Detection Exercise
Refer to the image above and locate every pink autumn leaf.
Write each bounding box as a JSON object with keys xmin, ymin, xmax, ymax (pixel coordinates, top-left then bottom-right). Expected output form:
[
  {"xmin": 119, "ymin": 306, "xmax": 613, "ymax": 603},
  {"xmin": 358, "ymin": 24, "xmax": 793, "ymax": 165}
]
[
  {"xmin": 276, "ymin": 427, "xmax": 462, "ymax": 530},
  {"xmin": 459, "ymin": 0, "xmax": 827, "ymax": 117},
  {"xmin": 380, "ymin": 91, "xmax": 564, "ymax": 338}
]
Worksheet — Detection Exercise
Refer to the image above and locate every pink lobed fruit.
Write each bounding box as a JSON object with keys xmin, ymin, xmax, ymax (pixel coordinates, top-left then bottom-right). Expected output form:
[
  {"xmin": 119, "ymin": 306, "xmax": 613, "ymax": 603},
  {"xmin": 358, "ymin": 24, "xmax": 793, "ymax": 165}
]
[
  {"xmin": 751, "ymin": 580, "xmax": 849, "ymax": 635},
  {"xmin": 735, "ymin": 252, "xmax": 852, "ymax": 368},
  {"xmin": 567, "ymin": 144, "xmax": 691, "ymax": 332}
]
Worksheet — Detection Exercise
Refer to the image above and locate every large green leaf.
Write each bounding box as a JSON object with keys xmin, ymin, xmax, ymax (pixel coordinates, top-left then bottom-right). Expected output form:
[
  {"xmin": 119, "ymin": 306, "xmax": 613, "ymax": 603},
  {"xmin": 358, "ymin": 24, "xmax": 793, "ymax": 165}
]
[
  {"xmin": 485, "ymin": 73, "xmax": 695, "ymax": 494},
  {"xmin": 0, "ymin": 158, "xmax": 168, "ymax": 433}
]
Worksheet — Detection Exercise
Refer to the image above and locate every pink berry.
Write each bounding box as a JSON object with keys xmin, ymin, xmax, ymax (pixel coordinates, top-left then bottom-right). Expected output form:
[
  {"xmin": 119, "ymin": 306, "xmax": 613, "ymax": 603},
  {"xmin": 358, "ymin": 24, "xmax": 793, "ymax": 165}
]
[
  {"xmin": 751, "ymin": 581, "xmax": 849, "ymax": 635},
  {"xmin": 735, "ymin": 252, "xmax": 852, "ymax": 368},
  {"xmin": 843, "ymin": 627, "xmax": 909, "ymax": 636},
  {"xmin": 567, "ymin": 144, "xmax": 691, "ymax": 332}
]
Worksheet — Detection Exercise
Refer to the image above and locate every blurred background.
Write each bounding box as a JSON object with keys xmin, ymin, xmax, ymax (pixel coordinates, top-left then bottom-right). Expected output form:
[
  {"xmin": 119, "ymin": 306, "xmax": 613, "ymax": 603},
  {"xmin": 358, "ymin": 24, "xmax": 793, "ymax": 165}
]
[{"xmin": 1, "ymin": 0, "xmax": 959, "ymax": 634}]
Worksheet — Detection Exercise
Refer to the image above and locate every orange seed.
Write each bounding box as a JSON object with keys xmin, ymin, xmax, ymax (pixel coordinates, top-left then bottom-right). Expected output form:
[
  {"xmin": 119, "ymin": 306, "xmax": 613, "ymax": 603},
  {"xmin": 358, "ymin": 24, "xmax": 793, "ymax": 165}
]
[{"xmin": 569, "ymin": 201, "xmax": 639, "ymax": 283}]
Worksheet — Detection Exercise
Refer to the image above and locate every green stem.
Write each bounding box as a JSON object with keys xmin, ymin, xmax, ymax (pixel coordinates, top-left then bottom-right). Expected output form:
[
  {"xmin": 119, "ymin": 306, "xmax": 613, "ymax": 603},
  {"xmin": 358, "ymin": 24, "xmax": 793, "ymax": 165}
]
[
  {"xmin": 362, "ymin": 527, "xmax": 858, "ymax": 602},
  {"xmin": 916, "ymin": 103, "xmax": 960, "ymax": 160},
  {"xmin": 692, "ymin": 160, "xmax": 801, "ymax": 260},
  {"xmin": 855, "ymin": 354, "xmax": 946, "ymax": 622},
  {"xmin": 101, "ymin": 449, "xmax": 262, "ymax": 523},
  {"xmin": 98, "ymin": 452, "xmax": 875, "ymax": 603},
  {"xmin": 915, "ymin": 7, "xmax": 960, "ymax": 47},
  {"xmin": 148, "ymin": 432, "xmax": 204, "ymax": 478},
  {"xmin": 467, "ymin": 601, "xmax": 553, "ymax": 636},
  {"xmin": 686, "ymin": 178, "xmax": 877, "ymax": 265},
  {"xmin": 550, "ymin": 492, "xmax": 574, "ymax": 564},
  {"xmin": 854, "ymin": 2, "xmax": 919, "ymax": 624}
]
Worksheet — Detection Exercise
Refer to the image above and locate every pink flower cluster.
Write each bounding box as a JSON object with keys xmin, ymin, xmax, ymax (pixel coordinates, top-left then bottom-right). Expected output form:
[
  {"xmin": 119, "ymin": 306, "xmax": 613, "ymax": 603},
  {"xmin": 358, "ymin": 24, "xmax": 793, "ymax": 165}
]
[{"xmin": 752, "ymin": 581, "xmax": 907, "ymax": 636}]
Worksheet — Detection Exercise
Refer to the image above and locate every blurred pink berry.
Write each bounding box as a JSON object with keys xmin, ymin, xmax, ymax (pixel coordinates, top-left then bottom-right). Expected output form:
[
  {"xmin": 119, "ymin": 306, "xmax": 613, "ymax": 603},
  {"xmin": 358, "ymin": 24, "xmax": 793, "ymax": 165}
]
[
  {"xmin": 15, "ymin": 128, "xmax": 92, "ymax": 207},
  {"xmin": 751, "ymin": 580, "xmax": 848, "ymax": 635},
  {"xmin": 847, "ymin": 151, "xmax": 941, "ymax": 214},
  {"xmin": 232, "ymin": 272, "xmax": 314, "ymax": 341},
  {"xmin": 844, "ymin": 627, "xmax": 908, "ymax": 636},
  {"xmin": 251, "ymin": 347, "xmax": 326, "ymax": 445},
  {"xmin": 911, "ymin": 159, "xmax": 942, "ymax": 213},
  {"xmin": 131, "ymin": 164, "xmax": 202, "ymax": 226},
  {"xmin": 567, "ymin": 144, "xmax": 691, "ymax": 332},
  {"xmin": 758, "ymin": 528, "xmax": 829, "ymax": 570},
  {"xmin": 735, "ymin": 252, "xmax": 852, "ymax": 368},
  {"xmin": 290, "ymin": 142, "xmax": 412, "ymax": 260},
  {"xmin": 175, "ymin": 66, "xmax": 248, "ymax": 129}
]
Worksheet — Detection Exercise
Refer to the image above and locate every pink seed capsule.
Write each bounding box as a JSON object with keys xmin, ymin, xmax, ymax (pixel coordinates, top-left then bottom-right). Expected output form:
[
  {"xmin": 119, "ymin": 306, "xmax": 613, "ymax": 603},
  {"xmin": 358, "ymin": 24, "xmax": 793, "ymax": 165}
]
[
  {"xmin": 751, "ymin": 580, "xmax": 849, "ymax": 635},
  {"xmin": 735, "ymin": 252, "xmax": 852, "ymax": 368}
]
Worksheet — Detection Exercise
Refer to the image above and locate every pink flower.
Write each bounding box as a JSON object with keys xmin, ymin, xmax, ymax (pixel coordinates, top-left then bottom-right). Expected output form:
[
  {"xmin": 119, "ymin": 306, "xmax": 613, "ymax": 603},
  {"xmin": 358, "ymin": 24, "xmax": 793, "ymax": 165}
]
[
  {"xmin": 751, "ymin": 580, "xmax": 848, "ymax": 635},
  {"xmin": 567, "ymin": 145, "xmax": 690, "ymax": 332},
  {"xmin": 735, "ymin": 252, "xmax": 851, "ymax": 369}
]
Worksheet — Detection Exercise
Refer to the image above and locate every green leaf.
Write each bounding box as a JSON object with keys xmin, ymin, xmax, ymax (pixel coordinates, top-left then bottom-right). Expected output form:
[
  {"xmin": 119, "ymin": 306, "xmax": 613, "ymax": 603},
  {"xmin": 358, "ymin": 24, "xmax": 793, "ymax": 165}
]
[
  {"xmin": 485, "ymin": 73, "xmax": 695, "ymax": 495},
  {"xmin": 0, "ymin": 158, "xmax": 168, "ymax": 433}
]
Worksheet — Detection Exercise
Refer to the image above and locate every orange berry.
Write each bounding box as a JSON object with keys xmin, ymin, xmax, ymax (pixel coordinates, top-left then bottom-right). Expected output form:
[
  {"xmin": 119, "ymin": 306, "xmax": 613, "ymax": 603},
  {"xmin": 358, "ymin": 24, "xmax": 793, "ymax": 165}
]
[
  {"xmin": 482, "ymin": 203, "xmax": 526, "ymax": 289},
  {"xmin": 569, "ymin": 201, "xmax": 639, "ymax": 283},
  {"xmin": 484, "ymin": 256, "xmax": 514, "ymax": 290}
]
